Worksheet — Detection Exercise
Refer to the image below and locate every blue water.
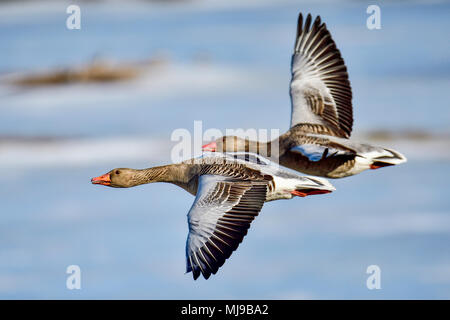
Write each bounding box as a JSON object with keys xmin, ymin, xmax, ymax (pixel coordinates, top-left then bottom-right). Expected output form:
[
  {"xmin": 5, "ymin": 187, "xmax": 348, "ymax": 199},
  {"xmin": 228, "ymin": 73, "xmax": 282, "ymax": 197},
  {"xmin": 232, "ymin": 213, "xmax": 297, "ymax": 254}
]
[{"xmin": 0, "ymin": 0, "xmax": 449, "ymax": 299}]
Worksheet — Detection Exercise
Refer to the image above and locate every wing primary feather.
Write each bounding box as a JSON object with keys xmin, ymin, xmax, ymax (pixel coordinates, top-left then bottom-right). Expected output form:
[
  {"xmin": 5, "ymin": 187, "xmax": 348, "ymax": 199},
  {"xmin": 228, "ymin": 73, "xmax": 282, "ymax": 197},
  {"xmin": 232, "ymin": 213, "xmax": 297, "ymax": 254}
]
[
  {"xmin": 290, "ymin": 13, "xmax": 353, "ymax": 137},
  {"xmin": 186, "ymin": 176, "xmax": 268, "ymax": 280}
]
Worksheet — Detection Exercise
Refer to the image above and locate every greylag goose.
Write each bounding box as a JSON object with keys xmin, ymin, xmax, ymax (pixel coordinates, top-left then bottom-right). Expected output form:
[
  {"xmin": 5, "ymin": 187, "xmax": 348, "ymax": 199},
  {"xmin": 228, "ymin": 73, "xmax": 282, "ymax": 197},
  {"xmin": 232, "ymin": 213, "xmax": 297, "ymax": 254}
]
[
  {"xmin": 91, "ymin": 152, "xmax": 335, "ymax": 279},
  {"xmin": 202, "ymin": 13, "xmax": 406, "ymax": 179}
]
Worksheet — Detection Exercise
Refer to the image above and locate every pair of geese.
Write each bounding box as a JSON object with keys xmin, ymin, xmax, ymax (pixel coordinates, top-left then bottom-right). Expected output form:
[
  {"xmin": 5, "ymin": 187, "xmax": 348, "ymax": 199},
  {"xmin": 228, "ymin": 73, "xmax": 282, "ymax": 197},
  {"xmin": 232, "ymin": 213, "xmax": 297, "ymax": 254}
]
[{"xmin": 92, "ymin": 14, "xmax": 406, "ymax": 280}]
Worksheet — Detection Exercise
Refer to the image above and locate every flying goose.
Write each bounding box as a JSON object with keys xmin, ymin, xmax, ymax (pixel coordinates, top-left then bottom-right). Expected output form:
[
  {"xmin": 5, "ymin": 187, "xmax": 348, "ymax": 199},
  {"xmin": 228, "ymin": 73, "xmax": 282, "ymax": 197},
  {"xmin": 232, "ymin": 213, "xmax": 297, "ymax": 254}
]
[
  {"xmin": 202, "ymin": 13, "xmax": 406, "ymax": 178},
  {"xmin": 91, "ymin": 152, "xmax": 335, "ymax": 279}
]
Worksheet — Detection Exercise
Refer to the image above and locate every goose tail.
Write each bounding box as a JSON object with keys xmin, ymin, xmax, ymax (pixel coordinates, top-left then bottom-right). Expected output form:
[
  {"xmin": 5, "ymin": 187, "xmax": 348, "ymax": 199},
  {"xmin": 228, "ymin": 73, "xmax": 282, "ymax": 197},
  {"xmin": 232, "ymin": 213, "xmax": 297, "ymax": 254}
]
[
  {"xmin": 368, "ymin": 147, "xmax": 407, "ymax": 169},
  {"xmin": 293, "ymin": 176, "xmax": 336, "ymax": 196}
]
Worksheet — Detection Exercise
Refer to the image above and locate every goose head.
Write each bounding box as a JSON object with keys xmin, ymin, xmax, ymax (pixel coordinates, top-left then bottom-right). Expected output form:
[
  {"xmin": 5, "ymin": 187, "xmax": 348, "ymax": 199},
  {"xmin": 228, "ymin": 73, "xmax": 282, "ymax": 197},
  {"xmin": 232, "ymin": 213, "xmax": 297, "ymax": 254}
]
[{"xmin": 91, "ymin": 168, "xmax": 138, "ymax": 188}]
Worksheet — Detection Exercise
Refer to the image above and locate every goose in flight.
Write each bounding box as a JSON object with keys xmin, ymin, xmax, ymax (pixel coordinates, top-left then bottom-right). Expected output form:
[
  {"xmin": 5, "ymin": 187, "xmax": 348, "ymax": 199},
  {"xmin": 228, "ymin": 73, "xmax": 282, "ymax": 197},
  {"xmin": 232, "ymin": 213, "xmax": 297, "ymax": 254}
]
[
  {"xmin": 91, "ymin": 152, "xmax": 335, "ymax": 279},
  {"xmin": 202, "ymin": 13, "xmax": 406, "ymax": 178}
]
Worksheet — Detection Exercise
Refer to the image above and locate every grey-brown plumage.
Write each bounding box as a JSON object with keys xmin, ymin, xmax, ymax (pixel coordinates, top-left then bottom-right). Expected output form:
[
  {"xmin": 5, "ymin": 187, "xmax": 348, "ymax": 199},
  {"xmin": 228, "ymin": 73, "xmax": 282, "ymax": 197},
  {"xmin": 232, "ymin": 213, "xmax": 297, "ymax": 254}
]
[
  {"xmin": 91, "ymin": 152, "xmax": 335, "ymax": 280},
  {"xmin": 204, "ymin": 13, "xmax": 406, "ymax": 178}
]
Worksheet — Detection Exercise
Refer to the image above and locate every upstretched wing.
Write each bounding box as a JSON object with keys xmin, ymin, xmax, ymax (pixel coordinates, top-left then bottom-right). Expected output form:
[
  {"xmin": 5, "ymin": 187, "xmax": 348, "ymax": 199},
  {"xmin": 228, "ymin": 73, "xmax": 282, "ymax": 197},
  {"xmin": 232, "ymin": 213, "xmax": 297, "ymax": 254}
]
[
  {"xmin": 290, "ymin": 13, "xmax": 353, "ymax": 138},
  {"xmin": 186, "ymin": 175, "xmax": 267, "ymax": 280}
]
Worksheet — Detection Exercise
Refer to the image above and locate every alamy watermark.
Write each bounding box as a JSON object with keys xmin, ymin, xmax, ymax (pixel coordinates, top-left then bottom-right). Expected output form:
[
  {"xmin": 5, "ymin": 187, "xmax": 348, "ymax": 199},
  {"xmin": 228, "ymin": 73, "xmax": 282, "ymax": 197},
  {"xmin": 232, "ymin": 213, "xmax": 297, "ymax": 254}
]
[
  {"xmin": 66, "ymin": 265, "xmax": 81, "ymax": 290},
  {"xmin": 366, "ymin": 265, "xmax": 381, "ymax": 290},
  {"xmin": 366, "ymin": 5, "xmax": 381, "ymax": 30},
  {"xmin": 66, "ymin": 5, "xmax": 81, "ymax": 30}
]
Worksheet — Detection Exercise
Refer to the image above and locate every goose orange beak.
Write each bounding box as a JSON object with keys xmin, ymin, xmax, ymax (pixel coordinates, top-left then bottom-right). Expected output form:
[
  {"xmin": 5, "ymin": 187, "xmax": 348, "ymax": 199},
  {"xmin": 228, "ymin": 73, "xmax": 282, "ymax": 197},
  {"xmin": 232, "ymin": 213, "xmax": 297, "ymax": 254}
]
[
  {"xmin": 91, "ymin": 173, "xmax": 111, "ymax": 186},
  {"xmin": 202, "ymin": 142, "xmax": 217, "ymax": 152}
]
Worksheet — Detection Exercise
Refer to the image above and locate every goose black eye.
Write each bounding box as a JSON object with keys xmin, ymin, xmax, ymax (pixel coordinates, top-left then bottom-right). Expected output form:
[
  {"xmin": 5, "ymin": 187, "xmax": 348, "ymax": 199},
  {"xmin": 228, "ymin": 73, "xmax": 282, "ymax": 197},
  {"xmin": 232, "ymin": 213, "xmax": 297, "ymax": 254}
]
[{"xmin": 115, "ymin": 170, "xmax": 120, "ymax": 175}]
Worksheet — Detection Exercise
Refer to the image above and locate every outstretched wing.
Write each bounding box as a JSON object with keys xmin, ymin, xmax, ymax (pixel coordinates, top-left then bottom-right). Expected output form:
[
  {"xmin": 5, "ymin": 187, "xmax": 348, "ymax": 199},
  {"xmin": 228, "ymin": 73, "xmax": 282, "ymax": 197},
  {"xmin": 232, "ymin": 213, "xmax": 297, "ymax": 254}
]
[
  {"xmin": 290, "ymin": 13, "xmax": 353, "ymax": 138},
  {"xmin": 186, "ymin": 175, "xmax": 267, "ymax": 280}
]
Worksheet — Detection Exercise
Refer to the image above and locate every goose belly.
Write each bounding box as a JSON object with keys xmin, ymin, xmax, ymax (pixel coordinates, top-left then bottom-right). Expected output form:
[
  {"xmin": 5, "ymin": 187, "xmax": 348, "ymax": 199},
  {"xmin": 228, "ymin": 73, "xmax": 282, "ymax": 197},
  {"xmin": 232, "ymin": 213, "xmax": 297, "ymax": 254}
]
[
  {"xmin": 264, "ymin": 174, "xmax": 334, "ymax": 201},
  {"xmin": 328, "ymin": 157, "xmax": 369, "ymax": 178}
]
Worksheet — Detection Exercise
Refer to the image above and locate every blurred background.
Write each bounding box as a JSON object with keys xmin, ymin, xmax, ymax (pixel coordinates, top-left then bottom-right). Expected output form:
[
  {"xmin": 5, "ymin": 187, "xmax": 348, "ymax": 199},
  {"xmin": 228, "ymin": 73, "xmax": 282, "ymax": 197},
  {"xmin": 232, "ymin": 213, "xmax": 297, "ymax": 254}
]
[{"xmin": 0, "ymin": 0, "xmax": 449, "ymax": 299}]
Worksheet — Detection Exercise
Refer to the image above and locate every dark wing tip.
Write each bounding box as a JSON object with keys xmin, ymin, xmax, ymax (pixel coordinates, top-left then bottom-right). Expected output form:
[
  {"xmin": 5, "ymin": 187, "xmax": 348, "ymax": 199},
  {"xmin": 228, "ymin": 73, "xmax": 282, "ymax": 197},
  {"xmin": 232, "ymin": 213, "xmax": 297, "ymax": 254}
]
[
  {"xmin": 188, "ymin": 249, "xmax": 218, "ymax": 280},
  {"xmin": 192, "ymin": 268, "xmax": 200, "ymax": 280},
  {"xmin": 305, "ymin": 13, "xmax": 312, "ymax": 32},
  {"xmin": 314, "ymin": 15, "xmax": 321, "ymax": 27},
  {"xmin": 295, "ymin": 13, "xmax": 323, "ymax": 51},
  {"xmin": 296, "ymin": 13, "xmax": 303, "ymax": 42}
]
